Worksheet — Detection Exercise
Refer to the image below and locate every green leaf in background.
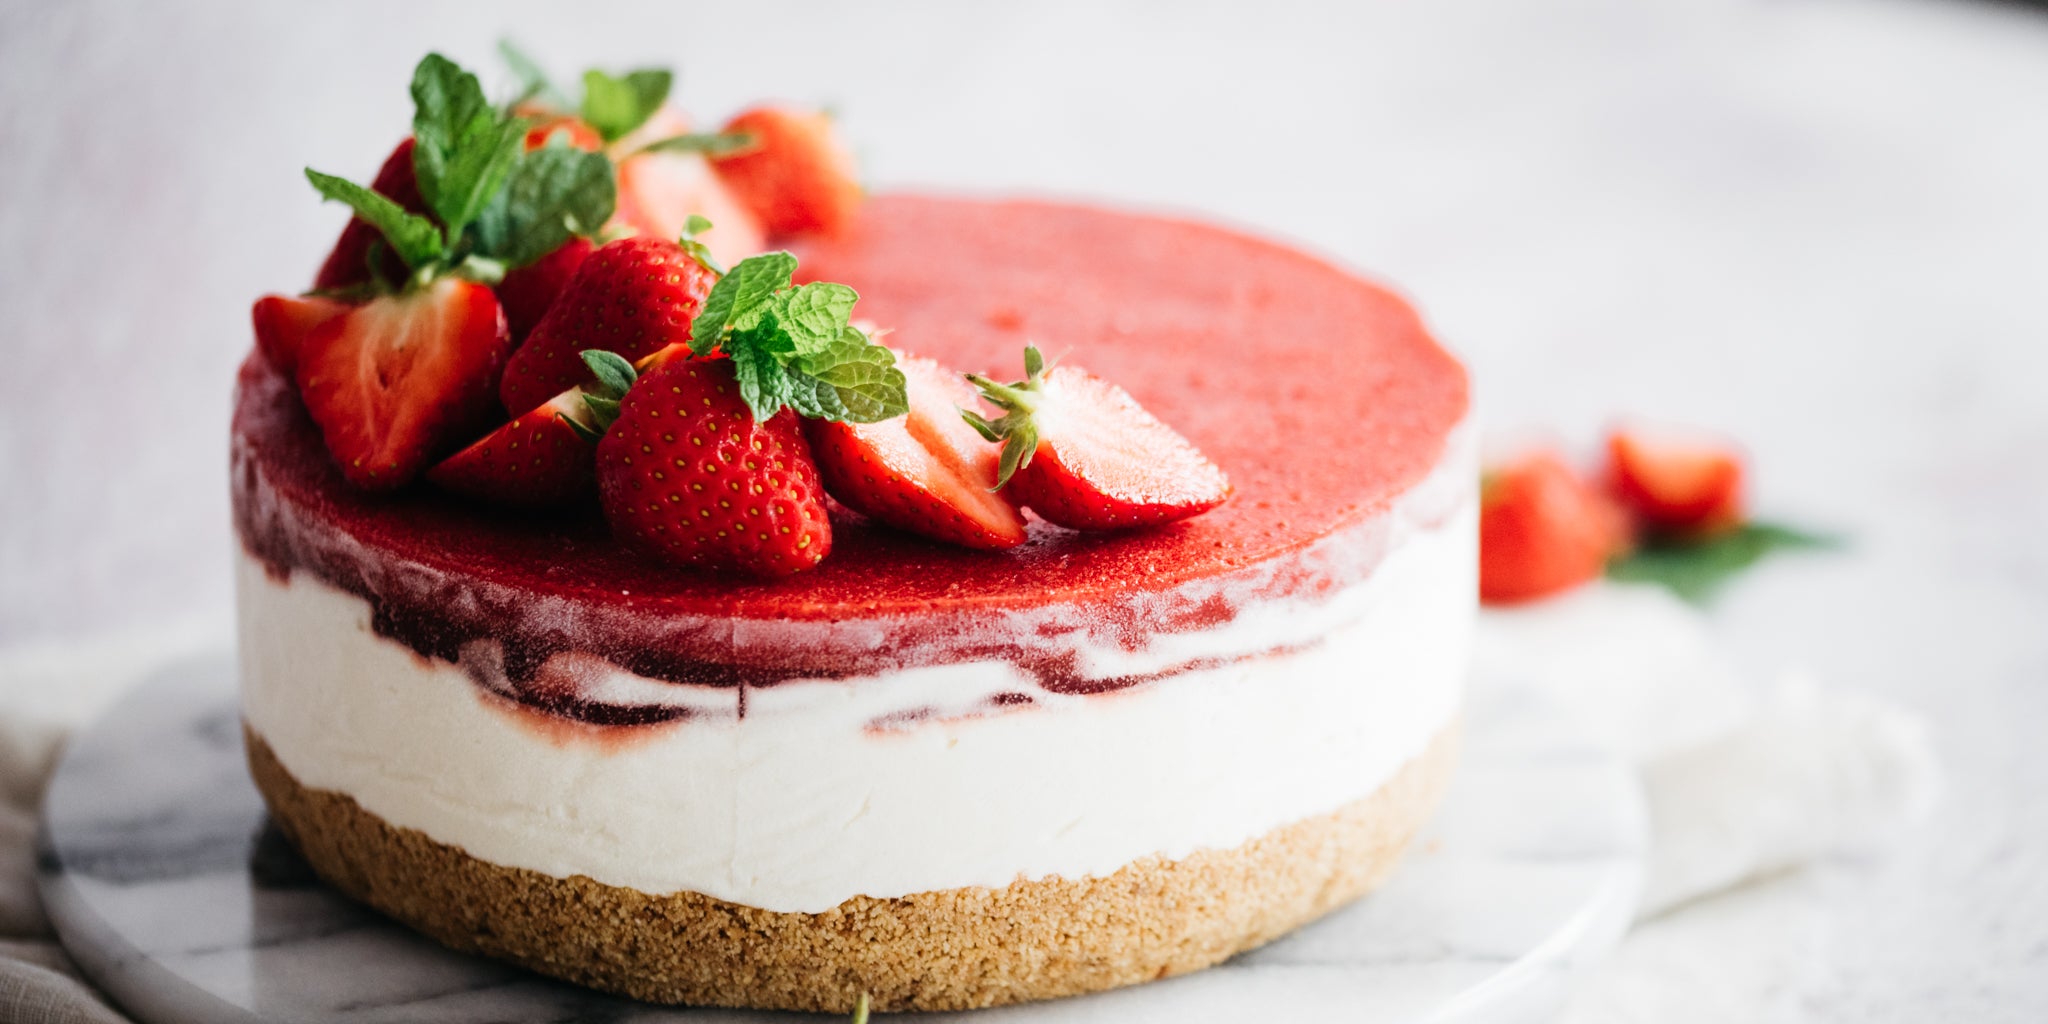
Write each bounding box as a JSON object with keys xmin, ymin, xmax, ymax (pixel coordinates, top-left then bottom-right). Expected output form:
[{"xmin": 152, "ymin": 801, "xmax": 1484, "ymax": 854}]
[
  {"xmin": 1607, "ymin": 521, "xmax": 1843, "ymax": 604},
  {"xmin": 637, "ymin": 131, "xmax": 756, "ymax": 157},
  {"xmin": 580, "ymin": 68, "xmax": 673, "ymax": 142},
  {"xmin": 472, "ymin": 144, "xmax": 616, "ymax": 268},
  {"xmin": 303, "ymin": 169, "xmax": 445, "ymax": 270},
  {"xmin": 410, "ymin": 53, "xmax": 528, "ymax": 235},
  {"xmin": 498, "ymin": 39, "xmax": 570, "ymax": 108}
]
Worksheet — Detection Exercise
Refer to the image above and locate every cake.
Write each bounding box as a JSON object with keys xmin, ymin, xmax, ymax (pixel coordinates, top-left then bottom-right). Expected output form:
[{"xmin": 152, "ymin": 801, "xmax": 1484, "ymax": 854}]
[{"xmin": 234, "ymin": 53, "xmax": 1473, "ymax": 1015}]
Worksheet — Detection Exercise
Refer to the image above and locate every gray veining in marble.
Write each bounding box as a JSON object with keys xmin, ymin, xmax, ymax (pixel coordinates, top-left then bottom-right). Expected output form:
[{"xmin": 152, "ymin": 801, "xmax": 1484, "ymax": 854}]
[{"xmin": 36, "ymin": 655, "xmax": 1643, "ymax": 1023}]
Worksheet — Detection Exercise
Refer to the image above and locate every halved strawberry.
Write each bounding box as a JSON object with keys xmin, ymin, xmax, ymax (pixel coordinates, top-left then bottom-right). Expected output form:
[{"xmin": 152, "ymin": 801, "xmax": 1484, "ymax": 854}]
[
  {"xmin": 427, "ymin": 388, "xmax": 597, "ymax": 506},
  {"xmin": 312, "ymin": 138, "xmax": 425, "ymax": 291},
  {"xmin": 963, "ymin": 347, "xmax": 1230, "ymax": 530},
  {"xmin": 709, "ymin": 106, "xmax": 861, "ymax": 239},
  {"xmin": 595, "ymin": 357, "xmax": 832, "ymax": 576},
  {"xmin": 612, "ymin": 107, "xmax": 765, "ymax": 269},
  {"xmin": 1604, "ymin": 423, "xmax": 1747, "ymax": 538},
  {"xmin": 499, "ymin": 235, "xmax": 717, "ymax": 416},
  {"xmin": 497, "ymin": 237, "xmax": 593, "ymax": 344},
  {"xmin": 1480, "ymin": 449, "xmax": 1629, "ymax": 605},
  {"xmin": 807, "ymin": 352, "xmax": 1027, "ymax": 550},
  {"xmin": 296, "ymin": 278, "xmax": 511, "ymax": 491},
  {"xmin": 251, "ymin": 294, "xmax": 349, "ymax": 376}
]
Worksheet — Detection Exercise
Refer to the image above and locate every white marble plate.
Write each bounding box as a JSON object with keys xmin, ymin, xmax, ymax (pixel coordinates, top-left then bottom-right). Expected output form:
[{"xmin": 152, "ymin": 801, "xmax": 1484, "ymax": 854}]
[{"xmin": 38, "ymin": 654, "xmax": 1645, "ymax": 1023}]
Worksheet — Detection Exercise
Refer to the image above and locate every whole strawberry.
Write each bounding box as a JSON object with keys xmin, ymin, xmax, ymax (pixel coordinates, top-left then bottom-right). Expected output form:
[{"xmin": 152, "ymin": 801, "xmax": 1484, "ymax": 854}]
[
  {"xmin": 497, "ymin": 237, "xmax": 593, "ymax": 344},
  {"xmin": 964, "ymin": 346, "xmax": 1230, "ymax": 530},
  {"xmin": 499, "ymin": 235, "xmax": 717, "ymax": 416},
  {"xmin": 596, "ymin": 358, "xmax": 832, "ymax": 575}
]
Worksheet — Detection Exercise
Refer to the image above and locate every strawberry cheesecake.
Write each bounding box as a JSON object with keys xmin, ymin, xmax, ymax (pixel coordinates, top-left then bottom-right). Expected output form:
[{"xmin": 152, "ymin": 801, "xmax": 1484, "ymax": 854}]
[{"xmin": 234, "ymin": 52, "xmax": 1473, "ymax": 1013}]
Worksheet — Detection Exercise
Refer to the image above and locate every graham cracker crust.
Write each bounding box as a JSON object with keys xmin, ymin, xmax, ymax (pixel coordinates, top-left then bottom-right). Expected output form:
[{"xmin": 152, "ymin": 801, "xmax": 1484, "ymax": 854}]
[{"xmin": 245, "ymin": 722, "xmax": 1456, "ymax": 1013}]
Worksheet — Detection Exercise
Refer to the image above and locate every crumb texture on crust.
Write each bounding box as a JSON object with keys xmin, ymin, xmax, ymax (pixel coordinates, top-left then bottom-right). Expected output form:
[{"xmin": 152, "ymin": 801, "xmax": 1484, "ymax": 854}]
[{"xmin": 246, "ymin": 724, "xmax": 1457, "ymax": 1013}]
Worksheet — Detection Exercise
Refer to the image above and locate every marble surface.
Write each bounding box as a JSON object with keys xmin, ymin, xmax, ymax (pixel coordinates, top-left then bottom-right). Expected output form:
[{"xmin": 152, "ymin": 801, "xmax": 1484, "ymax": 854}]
[{"xmin": 37, "ymin": 654, "xmax": 1643, "ymax": 1024}]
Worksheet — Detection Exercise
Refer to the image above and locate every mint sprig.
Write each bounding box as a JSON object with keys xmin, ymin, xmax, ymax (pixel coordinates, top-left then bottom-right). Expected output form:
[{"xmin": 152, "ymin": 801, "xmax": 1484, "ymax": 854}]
[
  {"xmin": 1607, "ymin": 521, "xmax": 1842, "ymax": 603},
  {"xmin": 687, "ymin": 253, "xmax": 907, "ymax": 424},
  {"xmin": 303, "ymin": 53, "xmax": 617, "ymax": 288}
]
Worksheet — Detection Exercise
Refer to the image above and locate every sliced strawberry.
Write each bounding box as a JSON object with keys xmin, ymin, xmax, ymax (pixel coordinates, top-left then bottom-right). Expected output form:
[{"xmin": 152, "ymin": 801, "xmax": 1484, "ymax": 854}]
[
  {"xmin": 709, "ymin": 106, "xmax": 861, "ymax": 239},
  {"xmin": 808, "ymin": 352, "xmax": 1026, "ymax": 550},
  {"xmin": 963, "ymin": 347, "xmax": 1229, "ymax": 530},
  {"xmin": 497, "ymin": 237, "xmax": 593, "ymax": 344},
  {"xmin": 251, "ymin": 294, "xmax": 349, "ymax": 377},
  {"xmin": 610, "ymin": 107, "xmax": 765, "ymax": 270},
  {"xmin": 1479, "ymin": 449, "xmax": 1630, "ymax": 605},
  {"xmin": 296, "ymin": 278, "xmax": 511, "ymax": 491},
  {"xmin": 596, "ymin": 358, "xmax": 832, "ymax": 576},
  {"xmin": 312, "ymin": 138, "xmax": 426, "ymax": 291},
  {"xmin": 427, "ymin": 388, "xmax": 597, "ymax": 506},
  {"xmin": 499, "ymin": 235, "xmax": 717, "ymax": 416},
  {"xmin": 1604, "ymin": 424, "xmax": 1747, "ymax": 538}
]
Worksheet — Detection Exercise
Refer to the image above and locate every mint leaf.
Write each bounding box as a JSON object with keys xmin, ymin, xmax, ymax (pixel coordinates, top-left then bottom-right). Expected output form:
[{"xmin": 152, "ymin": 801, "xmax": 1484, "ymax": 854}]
[
  {"xmin": 792, "ymin": 327, "xmax": 907, "ymax": 423},
  {"xmin": 637, "ymin": 131, "xmax": 755, "ymax": 157},
  {"xmin": 473, "ymin": 144, "xmax": 615, "ymax": 268},
  {"xmin": 410, "ymin": 53, "xmax": 527, "ymax": 235},
  {"xmin": 304, "ymin": 169, "xmax": 445, "ymax": 269},
  {"xmin": 1607, "ymin": 521, "xmax": 1842, "ymax": 603},
  {"xmin": 730, "ymin": 341, "xmax": 793, "ymax": 423},
  {"xmin": 497, "ymin": 39, "xmax": 569, "ymax": 108},
  {"xmin": 580, "ymin": 68, "xmax": 672, "ymax": 143},
  {"xmin": 691, "ymin": 251, "xmax": 797, "ymax": 355},
  {"xmin": 691, "ymin": 252, "xmax": 904, "ymax": 423},
  {"xmin": 769, "ymin": 283, "xmax": 860, "ymax": 355}
]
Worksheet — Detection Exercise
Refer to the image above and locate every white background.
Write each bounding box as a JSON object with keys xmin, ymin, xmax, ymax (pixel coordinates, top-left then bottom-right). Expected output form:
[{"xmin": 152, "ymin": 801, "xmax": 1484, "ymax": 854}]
[{"xmin": 2, "ymin": 0, "xmax": 2045, "ymax": 1018}]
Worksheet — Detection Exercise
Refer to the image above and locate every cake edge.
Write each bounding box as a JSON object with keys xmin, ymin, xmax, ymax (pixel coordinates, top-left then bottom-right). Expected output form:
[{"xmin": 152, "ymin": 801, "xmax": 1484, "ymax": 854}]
[{"xmin": 245, "ymin": 721, "xmax": 1458, "ymax": 1013}]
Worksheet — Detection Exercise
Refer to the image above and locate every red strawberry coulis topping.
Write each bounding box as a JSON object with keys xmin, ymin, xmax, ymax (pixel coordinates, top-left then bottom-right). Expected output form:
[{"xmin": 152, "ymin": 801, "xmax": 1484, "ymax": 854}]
[{"xmin": 234, "ymin": 196, "xmax": 1471, "ymax": 722}]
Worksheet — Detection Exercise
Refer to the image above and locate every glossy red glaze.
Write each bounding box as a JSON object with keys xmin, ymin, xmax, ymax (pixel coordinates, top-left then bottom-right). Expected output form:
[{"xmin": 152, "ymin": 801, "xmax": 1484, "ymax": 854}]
[{"xmin": 234, "ymin": 195, "xmax": 1468, "ymax": 706}]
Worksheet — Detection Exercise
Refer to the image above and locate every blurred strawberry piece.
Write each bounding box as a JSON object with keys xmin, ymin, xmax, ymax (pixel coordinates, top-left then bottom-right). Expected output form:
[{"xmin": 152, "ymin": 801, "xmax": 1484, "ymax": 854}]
[
  {"xmin": 710, "ymin": 105, "xmax": 861, "ymax": 239},
  {"xmin": 1604, "ymin": 422, "xmax": 1747, "ymax": 538},
  {"xmin": 1480, "ymin": 449, "xmax": 1629, "ymax": 605}
]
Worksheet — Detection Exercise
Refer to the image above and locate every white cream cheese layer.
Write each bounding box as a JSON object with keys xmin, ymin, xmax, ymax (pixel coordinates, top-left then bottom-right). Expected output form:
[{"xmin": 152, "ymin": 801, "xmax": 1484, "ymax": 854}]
[{"xmin": 238, "ymin": 503, "xmax": 1473, "ymax": 915}]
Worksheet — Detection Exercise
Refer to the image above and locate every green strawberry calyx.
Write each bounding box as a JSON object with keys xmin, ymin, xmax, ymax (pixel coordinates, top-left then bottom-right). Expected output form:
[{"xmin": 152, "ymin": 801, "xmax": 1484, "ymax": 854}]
[
  {"xmin": 304, "ymin": 53, "xmax": 617, "ymax": 293},
  {"xmin": 961, "ymin": 346, "xmax": 1051, "ymax": 489},
  {"xmin": 564, "ymin": 350, "xmax": 642, "ymax": 442}
]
